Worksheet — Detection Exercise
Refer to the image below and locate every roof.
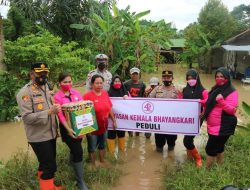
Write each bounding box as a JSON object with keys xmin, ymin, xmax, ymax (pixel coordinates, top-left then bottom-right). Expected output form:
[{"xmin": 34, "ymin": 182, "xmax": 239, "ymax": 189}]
[
  {"xmin": 165, "ymin": 39, "xmax": 186, "ymax": 48},
  {"xmin": 223, "ymin": 29, "xmax": 250, "ymax": 46},
  {"xmin": 222, "ymin": 45, "xmax": 250, "ymax": 52}
]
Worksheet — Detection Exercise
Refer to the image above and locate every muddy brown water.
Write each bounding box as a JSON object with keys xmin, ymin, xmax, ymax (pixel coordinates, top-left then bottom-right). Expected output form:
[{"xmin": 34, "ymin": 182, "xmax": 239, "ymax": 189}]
[{"xmin": 0, "ymin": 64, "xmax": 249, "ymax": 189}]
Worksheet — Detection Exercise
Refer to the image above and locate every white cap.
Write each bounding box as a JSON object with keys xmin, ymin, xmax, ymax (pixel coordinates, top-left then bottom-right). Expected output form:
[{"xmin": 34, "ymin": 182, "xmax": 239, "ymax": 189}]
[
  {"xmin": 95, "ymin": 54, "xmax": 109, "ymax": 63},
  {"xmin": 130, "ymin": 67, "xmax": 140, "ymax": 74},
  {"xmin": 149, "ymin": 77, "xmax": 159, "ymax": 85}
]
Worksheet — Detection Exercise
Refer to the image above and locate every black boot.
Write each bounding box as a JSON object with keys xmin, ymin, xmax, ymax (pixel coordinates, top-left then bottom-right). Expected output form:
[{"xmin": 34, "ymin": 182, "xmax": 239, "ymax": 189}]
[{"xmin": 72, "ymin": 162, "xmax": 89, "ymax": 190}]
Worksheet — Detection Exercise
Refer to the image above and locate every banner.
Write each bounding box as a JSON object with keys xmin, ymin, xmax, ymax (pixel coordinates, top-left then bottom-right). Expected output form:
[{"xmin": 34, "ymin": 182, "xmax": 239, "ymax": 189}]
[{"xmin": 108, "ymin": 98, "xmax": 200, "ymax": 135}]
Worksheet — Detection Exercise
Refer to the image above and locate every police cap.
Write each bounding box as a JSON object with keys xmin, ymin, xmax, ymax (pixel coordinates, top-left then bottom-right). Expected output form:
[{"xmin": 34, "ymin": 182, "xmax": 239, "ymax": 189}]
[
  {"xmin": 162, "ymin": 70, "xmax": 173, "ymax": 77},
  {"xmin": 31, "ymin": 62, "xmax": 49, "ymax": 72}
]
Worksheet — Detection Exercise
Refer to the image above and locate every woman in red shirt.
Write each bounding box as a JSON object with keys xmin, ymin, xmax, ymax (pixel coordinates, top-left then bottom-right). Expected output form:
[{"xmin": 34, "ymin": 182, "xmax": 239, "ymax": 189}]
[{"xmin": 83, "ymin": 74, "xmax": 116, "ymax": 167}]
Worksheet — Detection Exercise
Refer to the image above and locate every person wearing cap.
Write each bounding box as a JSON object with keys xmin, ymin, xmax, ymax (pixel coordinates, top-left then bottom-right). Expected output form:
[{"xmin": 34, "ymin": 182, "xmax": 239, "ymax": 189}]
[
  {"xmin": 204, "ymin": 67, "xmax": 238, "ymax": 169},
  {"xmin": 144, "ymin": 77, "xmax": 160, "ymax": 138},
  {"xmin": 86, "ymin": 54, "xmax": 112, "ymax": 91},
  {"xmin": 124, "ymin": 67, "xmax": 146, "ymax": 137},
  {"xmin": 16, "ymin": 62, "xmax": 65, "ymax": 189},
  {"xmin": 179, "ymin": 69, "xmax": 208, "ymax": 168},
  {"xmin": 144, "ymin": 77, "xmax": 160, "ymax": 97},
  {"xmin": 149, "ymin": 70, "xmax": 180, "ymax": 152}
]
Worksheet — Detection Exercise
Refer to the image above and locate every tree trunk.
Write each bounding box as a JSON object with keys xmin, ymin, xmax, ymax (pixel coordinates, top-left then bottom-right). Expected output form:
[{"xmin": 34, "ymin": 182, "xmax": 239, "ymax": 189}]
[{"xmin": 0, "ymin": 15, "xmax": 6, "ymax": 71}]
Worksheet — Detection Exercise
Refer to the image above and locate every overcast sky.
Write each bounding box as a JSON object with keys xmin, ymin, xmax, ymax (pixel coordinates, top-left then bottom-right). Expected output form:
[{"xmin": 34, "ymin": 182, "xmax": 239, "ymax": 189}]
[
  {"xmin": 117, "ymin": 0, "xmax": 250, "ymax": 30},
  {"xmin": 1, "ymin": 0, "xmax": 249, "ymax": 30}
]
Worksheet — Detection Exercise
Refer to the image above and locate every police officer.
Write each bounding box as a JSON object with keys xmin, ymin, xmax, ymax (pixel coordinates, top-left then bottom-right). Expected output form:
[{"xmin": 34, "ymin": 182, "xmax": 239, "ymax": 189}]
[
  {"xmin": 86, "ymin": 54, "xmax": 112, "ymax": 91},
  {"xmin": 16, "ymin": 62, "xmax": 65, "ymax": 190},
  {"xmin": 149, "ymin": 70, "xmax": 179, "ymax": 153}
]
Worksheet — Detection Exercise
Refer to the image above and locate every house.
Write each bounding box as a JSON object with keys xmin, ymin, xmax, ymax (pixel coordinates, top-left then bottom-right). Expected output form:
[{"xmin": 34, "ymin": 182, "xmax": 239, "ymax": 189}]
[
  {"xmin": 160, "ymin": 39, "xmax": 186, "ymax": 64},
  {"xmin": 221, "ymin": 29, "xmax": 250, "ymax": 79},
  {"xmin": 199, "ymin": 29, "xmax": 250, "ymax": 78}
]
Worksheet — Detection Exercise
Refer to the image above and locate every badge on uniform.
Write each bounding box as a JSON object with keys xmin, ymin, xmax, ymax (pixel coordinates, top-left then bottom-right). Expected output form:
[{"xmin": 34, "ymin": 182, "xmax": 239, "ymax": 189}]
[
  {"xmin": 22, "ymin": 95, "xmax": 30, "ymax": 102},
  {"xmin": 37, "ymin": 103, "xmax": 43, "ymax": 110}
]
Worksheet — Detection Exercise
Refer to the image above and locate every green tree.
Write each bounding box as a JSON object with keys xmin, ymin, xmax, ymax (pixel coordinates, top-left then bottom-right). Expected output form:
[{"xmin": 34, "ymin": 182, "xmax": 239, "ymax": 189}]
[
  {"xmin": 3, "ymin": 5, "xmax": 40, "ymax": 40},
  {"xmin": 198, "ymin": 0, "xmax": 236, "ymax": 46},
  {"xmin": 231, "ymin": 4, "xmax": 250, "ymax": 33},
  {"xmin": 10, "ymin": 0, "xmax": 93, "ymax": 42},
  {"xmin": 183, "ymin": 0, "xmax": 237, "ymax": 72}
]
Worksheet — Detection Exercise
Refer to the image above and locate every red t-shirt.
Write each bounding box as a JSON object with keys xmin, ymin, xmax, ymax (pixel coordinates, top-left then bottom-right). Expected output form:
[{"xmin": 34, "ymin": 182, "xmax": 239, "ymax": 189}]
[{"xmin": 83, "ymin": 90, "xmax": 112, "ymax": 135}]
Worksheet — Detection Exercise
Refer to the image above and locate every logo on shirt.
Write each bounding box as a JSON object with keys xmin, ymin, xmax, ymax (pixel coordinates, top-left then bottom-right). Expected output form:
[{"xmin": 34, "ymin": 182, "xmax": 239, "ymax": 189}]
[
  {"xmin": 142, "ymin": 101, "xmax": 154, "ymax": 114},
  {"xmin": 130, "ymin": 88, "xmax": 141, "ymax": 97}
]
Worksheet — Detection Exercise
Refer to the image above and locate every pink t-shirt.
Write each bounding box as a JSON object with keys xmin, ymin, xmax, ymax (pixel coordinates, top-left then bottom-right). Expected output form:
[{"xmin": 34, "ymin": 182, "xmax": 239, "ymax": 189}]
[{"xmin": 54, "ymin": 89, "xmax": 83, "ymax": 123}]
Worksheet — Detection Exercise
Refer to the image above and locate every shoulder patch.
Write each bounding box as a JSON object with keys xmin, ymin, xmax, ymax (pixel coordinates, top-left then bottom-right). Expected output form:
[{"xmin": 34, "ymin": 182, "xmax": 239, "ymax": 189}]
[{"xmin": 22, "ymin": 95, "xmax": 30, "ymax": 102}]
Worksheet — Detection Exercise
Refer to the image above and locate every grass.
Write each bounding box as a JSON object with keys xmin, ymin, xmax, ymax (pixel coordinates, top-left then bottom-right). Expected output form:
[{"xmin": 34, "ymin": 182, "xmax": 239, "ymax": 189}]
[
  {"xmin": 163, "ymin": 130, "xmax": 250, "ymax": 190},
  {"xmin": 0, "ymin": 139, "xmax": 122, "ymax": 190}
]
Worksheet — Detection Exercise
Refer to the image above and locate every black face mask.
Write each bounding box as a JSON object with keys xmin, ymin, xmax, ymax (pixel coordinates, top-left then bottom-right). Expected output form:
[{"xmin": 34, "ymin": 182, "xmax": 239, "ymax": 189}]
[
  {"xmin": 98, "ymin": 62, "xmax": 106, "ymax": 70},
  {"xmin": 163, "ymin": 81, "xmax": 172, "ymax": 86},
  {"xmin": 35, "ymin": 75, "xmax": 48, "ymax": 85}
]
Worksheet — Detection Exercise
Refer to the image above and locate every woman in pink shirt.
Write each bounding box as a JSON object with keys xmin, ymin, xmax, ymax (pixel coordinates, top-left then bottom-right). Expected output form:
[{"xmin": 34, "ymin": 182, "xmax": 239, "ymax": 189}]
[
  {"xmin": 54, "ymin": 72, "xmax": 89, "ymax": 190},
  {"xmin": 204, "ymin": 67, "xmax": 238, "ymax": 169}
]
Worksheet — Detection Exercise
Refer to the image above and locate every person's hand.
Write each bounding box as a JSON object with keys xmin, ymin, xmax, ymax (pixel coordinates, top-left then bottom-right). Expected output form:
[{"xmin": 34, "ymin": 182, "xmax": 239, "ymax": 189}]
[
  {"xmin": 113, "ymin": 120, "xmax": 117, "ymax": 130},
  {"xmin": 199, "ymin": 109, "xmax": 205, "ymax": 119},
  {"xmin": 48, "ymin": 104, "xmax": 61, "ymax": 115},
  {"xmin": 145, "ymin": 87, "xmax": 152, "ymax": 94},
  {"xmin": 66, "ymin": 127, "xmax": 76, "ymax": 139},
  {"xmin": 123, "ymin": 95, "xmax": 129, "ymax": 99},
  {"xmin": 216, "ymin": 94, "xmax": 223, "ymax": 101}
]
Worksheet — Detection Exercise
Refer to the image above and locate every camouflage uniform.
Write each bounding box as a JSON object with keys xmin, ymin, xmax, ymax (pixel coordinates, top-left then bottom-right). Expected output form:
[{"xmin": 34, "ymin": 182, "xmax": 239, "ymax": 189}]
[{"xmin": 86, "ymin": 69, "xmax": 112, "ymax": 91}]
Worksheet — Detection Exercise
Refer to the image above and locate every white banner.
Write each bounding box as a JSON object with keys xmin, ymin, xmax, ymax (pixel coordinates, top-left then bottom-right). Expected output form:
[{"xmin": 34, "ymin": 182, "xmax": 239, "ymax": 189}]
[{"xmin": 108, "ymin": 98, "xmax": 201, "ymax": 135}]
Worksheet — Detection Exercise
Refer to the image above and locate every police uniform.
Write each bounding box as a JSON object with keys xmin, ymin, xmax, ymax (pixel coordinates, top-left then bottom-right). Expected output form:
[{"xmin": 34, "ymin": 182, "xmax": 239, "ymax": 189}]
[
  {"xmin": 16, "ymin": 63, "xmax": 64, "ymax": 189},
  {"xmin": 86, "ymin": 69, "xmax": 112, "ymax": 91},
  {"xmin": 149, "ymin": 70, "xmax": 178, "ymax": 152}
]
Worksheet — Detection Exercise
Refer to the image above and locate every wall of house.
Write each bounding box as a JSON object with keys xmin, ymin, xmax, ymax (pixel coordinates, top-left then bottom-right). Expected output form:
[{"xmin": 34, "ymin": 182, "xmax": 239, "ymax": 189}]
[{"xmin": 236, "ymin": 52, "xmax": 250, "ymax": 74}]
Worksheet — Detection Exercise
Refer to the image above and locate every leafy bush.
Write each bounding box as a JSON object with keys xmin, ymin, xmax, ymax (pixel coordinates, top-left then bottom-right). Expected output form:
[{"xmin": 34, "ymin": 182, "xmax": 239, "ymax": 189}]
[
  {"xmin": 0, "ymin": 71, "xmax": 26, "ymax": 121},
  {"xmin": 1, "ymin": 31, "xmax": 94, "ymax": 121},
  {"xmin": 4, "ymin": 31, "xmax": 93, "ymax": 83}
]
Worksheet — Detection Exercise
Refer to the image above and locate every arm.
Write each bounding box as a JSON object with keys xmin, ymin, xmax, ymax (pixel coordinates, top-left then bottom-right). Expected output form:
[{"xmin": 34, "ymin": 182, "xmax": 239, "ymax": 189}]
[
  {"xmin": 53, "ymin": 94, "xmax": 67, "ymax": 124},
  {"xmin": 200, "ymin": 89, "xmax": 208, "ymax": 106},
  {"xmin": 109, "ymin": 109, "xmax": 117, "ymax": 129},
  {"xmin": 148, "ymin": 86, "xmax": 157, "ymax": 98},
  {"xmin": 86, "ymin": 73, "xmax": 92, "ymax": 90},
  {"xmin": 216, "ymin": 91, "xmax": 238, "ymax": 115},
  {"xmin": 16, "ymin": 89, "xmax": 50, "ymax": 126}
]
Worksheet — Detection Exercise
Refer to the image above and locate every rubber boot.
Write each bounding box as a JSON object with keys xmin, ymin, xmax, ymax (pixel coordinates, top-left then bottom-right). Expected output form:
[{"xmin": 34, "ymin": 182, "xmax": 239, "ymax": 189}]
[
  {"xmin": 186, "ymin": 149, "xmax": 193, "ymax": 160},
  {"xmin": 190, "ymin": 147, "xmax": 202, "ymax": 168},
  {"xmin": 72, "ymin": 162, "xmax": 89, "ymax": 190},
  {"xmin": 107, "ymin": 139, "xmax": 116, "ymax": 155},
  {"xmin": 216, "ymin": 152, "xmax": 224, "ymax": 164},
  {"xmin": 206, "ymin": 155, "xmax": 215, "ymax": 169},
  {"xmin": 39, "ymin": 178, "xmax": 66, "ymax": 190},
  {"xmin": 118, "ymin": 137, "xmax": 126, "ymax": 152}
]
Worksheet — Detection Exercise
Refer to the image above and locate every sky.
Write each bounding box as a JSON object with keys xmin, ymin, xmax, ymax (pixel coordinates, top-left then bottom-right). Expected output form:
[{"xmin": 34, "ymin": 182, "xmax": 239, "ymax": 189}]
[
  {"xmin": 1, "ymin": 0, "xmax": 249, "ymax": 30},
  {"xmin": 116, "ymin": 0, "xmax": 250, "ymax": 30}
]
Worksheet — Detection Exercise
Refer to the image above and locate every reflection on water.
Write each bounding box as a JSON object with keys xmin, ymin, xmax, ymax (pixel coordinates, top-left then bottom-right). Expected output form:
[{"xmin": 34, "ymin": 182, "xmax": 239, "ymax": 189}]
[{"xmin": 0, "ymin": 64, "xmax": 249, "ymax": 189}]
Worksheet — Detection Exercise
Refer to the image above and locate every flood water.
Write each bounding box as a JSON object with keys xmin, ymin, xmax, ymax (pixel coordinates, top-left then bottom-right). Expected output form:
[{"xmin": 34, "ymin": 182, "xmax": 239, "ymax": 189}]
[{"xmin": 0, "ymin": 64, "xmax": 249, "ymax": 189}]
